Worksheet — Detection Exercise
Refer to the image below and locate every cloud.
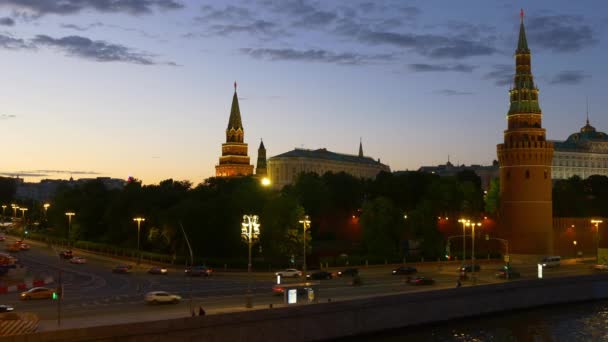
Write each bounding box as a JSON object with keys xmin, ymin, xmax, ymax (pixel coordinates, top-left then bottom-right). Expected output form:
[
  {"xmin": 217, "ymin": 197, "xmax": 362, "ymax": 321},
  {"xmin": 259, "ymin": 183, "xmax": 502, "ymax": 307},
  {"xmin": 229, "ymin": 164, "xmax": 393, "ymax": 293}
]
[
  {"xmin": 550, "ymin": 70, "xmax": 590, "ymax": 85},
  {"xmin": 0, "ymin": 33, "xmax": 29, "ymax": 49},
  {"xmin": 0, "ymin": 114, "xmax": 16, "ymax": 119},
  {"xmin": 240, "ymin": 47, "xmax": 392, "ymax": 65},
  {"xmin": 409, "ymin": 63, "xmax": 475, "ymax": 73},
  {"xmin": 32, "ymin": 34, "xmax": 159, "ymax": 65},
  {"xmin": 0, "ymin": 17, "xmax": 15, "ymax": 26},
  {"xmin": 209, "ymin": 20, "xmax": 279, "ymax": 37},
  {"xmin": 0, "ymin": 0, "xmax": 183, "ymax": 17},
  {"xmin": 60, "ymin": 22, "xmax": 104, "ymax": 31},
  {"xmin": 434, "ymin": 89, "xmax": 473, "ymax": 96},
  {"xmin": 0, "ymin": 169, "xmax": 101, "ymax": 178},
  {"xmin": 484, "ymin": 64, "xmax": 512, "ymax": 86},
  {"xmin": 358, "ymin": 30, "xmax": 496, "ymax": 59},
  {"xmin": 527, "ymin": 15, "xmax": 597, "ymax": 52}
]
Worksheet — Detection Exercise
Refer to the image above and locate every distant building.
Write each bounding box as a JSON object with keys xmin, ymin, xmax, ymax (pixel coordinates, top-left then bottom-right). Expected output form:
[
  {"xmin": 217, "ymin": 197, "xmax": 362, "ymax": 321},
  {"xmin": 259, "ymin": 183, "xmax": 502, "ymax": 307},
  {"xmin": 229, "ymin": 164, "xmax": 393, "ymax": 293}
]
[
  {"xmin": 551, "ymin": 117, "xmax": 608, "ymax": 180},
  {"xmin": 15, "ymin": 177, "xmax": 126, "ymax": 202},
  {"xmin": 215, "ymin": 83, "xmax": 254, "ymax": 177},
  {"xmin": 417, "ymin": 160, "xmax": 499, "ymax": 191},
  {"xmin": 255, "ymin": 139, "xmax": 267, "ymax": 178},
  {"xmin": 267, "ymin": 142, "xmax": 390, "ymax": 189}
]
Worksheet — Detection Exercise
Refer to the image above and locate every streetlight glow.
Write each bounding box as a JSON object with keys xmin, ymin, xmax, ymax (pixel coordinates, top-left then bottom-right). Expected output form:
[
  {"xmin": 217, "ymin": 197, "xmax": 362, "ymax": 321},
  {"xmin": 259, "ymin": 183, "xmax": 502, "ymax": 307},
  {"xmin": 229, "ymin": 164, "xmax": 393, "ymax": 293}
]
[
  {"xmin": 465, "ymin": 221, "xmax": 482, "ymax": 285},
  {"xmin": 299, "ymin": 215, "xmax": 311, "ymax": 279},
  {"xmin": 261, "ymin": 177, "xmax": 271, "ymax": 187},
  {"xmin": 133, "ymin": 217, "xmax": 145, "ymax": 265},
  {"xmin": 592, "ymin": 219, "xmax": 604, "ymax": 263},
  {"xmin": 241, "ymin": 214, "xmax": 260, "ymax": 308},
  {"xmin": 458, "ymin": 219, "xmax": 469, "ymax": 263},
  {"xmin": 65, "ymin": 212, "xmax": 75, "ymax": 245}
]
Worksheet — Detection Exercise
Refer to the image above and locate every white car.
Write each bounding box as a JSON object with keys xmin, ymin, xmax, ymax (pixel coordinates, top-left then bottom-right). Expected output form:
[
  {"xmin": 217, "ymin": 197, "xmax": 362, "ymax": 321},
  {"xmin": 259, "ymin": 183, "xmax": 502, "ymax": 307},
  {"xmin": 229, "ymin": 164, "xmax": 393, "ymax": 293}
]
[
  {"xmin": 70, "ymin": 256, "xmax": 87, "ymax": 264},
  {"xmin": 144, "ymin": 291, "xmax": 181, "ymax": 304},
  {"xmin": 593, "ymin": 264, "xmax": 608, "ymax": 271},
  {"xmin": 275, "ymin": 269, "xmax": 302, "ymax": 278}
]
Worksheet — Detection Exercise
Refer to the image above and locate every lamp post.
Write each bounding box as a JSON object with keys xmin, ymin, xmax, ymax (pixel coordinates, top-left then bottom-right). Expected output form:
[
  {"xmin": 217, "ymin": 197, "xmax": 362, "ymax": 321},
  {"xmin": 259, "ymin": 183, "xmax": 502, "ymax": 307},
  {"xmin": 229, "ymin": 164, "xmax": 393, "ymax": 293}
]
[
  {"xmin": 19, "ymin": 208, "xmax": 28, "ymax": 219},
  {"xmin": 241, "ymin": 215, "xmax": 260, "ymax": 308},
  {"xmin": 43, "ymin": 203, "xmax": 50, "ymax": 217},
  {"xmin": 1, "ymin": 205, "xmax": 6, "ymax": 220},
  {"xmin": 466, "ymin": 221, "xmax": 482, "ymax": 284},
  {"xmin": 133, "ymin": 217, "xmax": 145, "ymax": 265},
  {"xmin": 11, "ymin": 204, "xmax": 18, "ymax": 218},
  {"xmin": 65, "ymin": 212, "xmax": 75, "ymax": 247},
  {"xmin": 458, "ymin": 219, "xmax": 469, "ymax": 263},
  {"xmin": 261, "ymin": 177, "xmax": 271, "ymax": 187},
  {"xmin": 592, "ymin": 220, "xmax": 603, "ymax": 263},
  {"xmin": 299, "ymin": 215, "xmax": 311, "ymax": 279}
]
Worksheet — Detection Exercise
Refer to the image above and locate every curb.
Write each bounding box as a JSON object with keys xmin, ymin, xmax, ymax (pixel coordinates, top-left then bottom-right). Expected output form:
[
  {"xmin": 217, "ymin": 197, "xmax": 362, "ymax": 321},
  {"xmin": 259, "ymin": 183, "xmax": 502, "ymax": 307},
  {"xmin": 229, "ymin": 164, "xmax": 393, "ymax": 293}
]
[{"xmin": 0, "ymin": 276, "xmax": 54, "ymax": 295}]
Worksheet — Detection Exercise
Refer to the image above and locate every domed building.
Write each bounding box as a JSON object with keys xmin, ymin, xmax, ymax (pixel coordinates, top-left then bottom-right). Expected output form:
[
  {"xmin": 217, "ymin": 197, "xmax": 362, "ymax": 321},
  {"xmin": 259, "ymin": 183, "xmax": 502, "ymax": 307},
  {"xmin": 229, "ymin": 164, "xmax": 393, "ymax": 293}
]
[{"xmin": 552, "ymin": 117, "xmax": 608, "ymax": 180}]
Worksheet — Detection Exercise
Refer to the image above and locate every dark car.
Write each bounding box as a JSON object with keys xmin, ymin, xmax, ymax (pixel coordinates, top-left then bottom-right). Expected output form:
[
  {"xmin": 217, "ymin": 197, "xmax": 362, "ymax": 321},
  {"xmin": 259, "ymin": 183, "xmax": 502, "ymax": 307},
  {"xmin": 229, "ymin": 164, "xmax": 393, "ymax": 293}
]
[
  {"xmin": 148, "ymin": 266, "xmax": 168, "ymax": 275},
  {"xmin": 459, "ymin": 264, "xmax": 481, "ymax": 272},
  {"xmin": 337, "ymin": 268, "xmax": 359, "ymax": 277},
  {"xmin": 112, "ymin": 265, "xmax": 131, "ymax": 274},
  {"xmin": 185, "ymin": 266, "xmax": 212, "ymax": 277},
  {"xmin": 408, "ymin": 276, "xmax": 435, "ymax": 286},
  {"xmin": 496, "ymin": 266, "xmax": 521, "ymax": 279},
  {"xmin": 392, "ymin": 266, "xmax": 417, "ymax": 275},
  {"xmin": 306, "ymin": 271, "xmax": 333, "ymax": 280},
  {"xmin": 0, "ymin": 305, "xmax": 14, "ymax": 312},
  {"xmin": 59, "ymin": 250, "xmax": 73, "ymax": 259}
]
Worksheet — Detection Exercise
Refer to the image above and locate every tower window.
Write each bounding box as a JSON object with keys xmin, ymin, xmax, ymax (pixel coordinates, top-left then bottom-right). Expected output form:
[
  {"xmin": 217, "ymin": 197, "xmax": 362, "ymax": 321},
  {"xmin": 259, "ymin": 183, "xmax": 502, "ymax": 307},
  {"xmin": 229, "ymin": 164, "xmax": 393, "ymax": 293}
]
[{"xmin": 525, "ymin": 170, "xmax": 530, "ymax": 179}]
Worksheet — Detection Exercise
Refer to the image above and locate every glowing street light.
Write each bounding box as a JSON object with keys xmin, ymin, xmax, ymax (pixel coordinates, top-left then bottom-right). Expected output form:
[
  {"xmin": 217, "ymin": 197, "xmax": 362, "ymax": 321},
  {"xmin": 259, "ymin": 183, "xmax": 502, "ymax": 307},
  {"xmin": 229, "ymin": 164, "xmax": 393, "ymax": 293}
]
[
  {"xmin": 133, "ymin": 217, "xmax": 145, "ymax": 265},
  {"xmin": 458, "ymin": 219, "xmax": 470, "ymax": 262},
  {"xmin": 65, "ymin": 212, "xmax": 75, "ymax": 246},
  {"xmin": 1, "ymin": 205, "xmax": 6, "ymax": 219},
  {"xmin": 592, "ymin": 219, "xmax": 604, "ymax": 263},
  {"xmin": 299, "ymin": 215, "xmax": 311, "ymax": 279},
  {"xmin": 261, "ymin": 177, "xmax": 271, "ymax": 187},
  {"xmin": 19, "ymin": 207, "xmax": 28, "ymax": 218},
  {"xmin": 11, "ymin": 204, "xmax": 18, "ymax": 218},
  {"xmin": 466, "ymin": 221, "xmax": 482, "ymax": 284},
  {"xmin": 241, "ymin": 214, "xmax": 260, "ymax": 308},
  {"xmin": 43, "ymin": 203, "xmax": 50, "ymax": 216}
]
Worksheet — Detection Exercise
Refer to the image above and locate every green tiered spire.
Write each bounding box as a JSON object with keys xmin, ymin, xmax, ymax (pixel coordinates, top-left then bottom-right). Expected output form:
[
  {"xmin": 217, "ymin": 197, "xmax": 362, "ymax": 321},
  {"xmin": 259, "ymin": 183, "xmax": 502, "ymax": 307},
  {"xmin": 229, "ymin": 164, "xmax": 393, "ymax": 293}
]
[
  {"xmin": 227, "ymin": 81, "xmax": 243, "ymax": 130},
  {"xmin": 508, "ymin": 9, "xmax": 541, "ymax": 115}
]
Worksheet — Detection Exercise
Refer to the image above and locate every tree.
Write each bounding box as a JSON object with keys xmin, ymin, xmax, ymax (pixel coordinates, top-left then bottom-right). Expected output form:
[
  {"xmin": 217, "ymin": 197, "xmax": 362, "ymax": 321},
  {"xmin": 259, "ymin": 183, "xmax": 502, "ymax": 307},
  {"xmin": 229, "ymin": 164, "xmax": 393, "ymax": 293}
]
[
  {"xmin": 484, "ymin": 178, "xmax": 500, "ymax": 216},
  {"xmin": 360, "ymin": 197, "xmax": 404, "ymax": 258}
]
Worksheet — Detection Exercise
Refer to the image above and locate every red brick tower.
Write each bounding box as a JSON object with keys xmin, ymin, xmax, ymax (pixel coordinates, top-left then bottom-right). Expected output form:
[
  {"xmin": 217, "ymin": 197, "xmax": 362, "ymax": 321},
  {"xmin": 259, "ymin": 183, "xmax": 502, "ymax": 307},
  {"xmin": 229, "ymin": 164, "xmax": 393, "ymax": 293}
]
[{"xmin": 497, "ymin": 11, "xmax": 554, "ymax": 255}]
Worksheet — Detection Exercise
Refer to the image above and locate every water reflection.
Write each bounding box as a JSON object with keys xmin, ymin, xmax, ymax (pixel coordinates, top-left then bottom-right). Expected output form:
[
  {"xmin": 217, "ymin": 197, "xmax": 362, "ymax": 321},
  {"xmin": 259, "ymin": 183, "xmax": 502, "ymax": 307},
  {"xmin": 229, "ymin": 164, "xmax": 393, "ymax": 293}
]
[{"xmin": 349, "ymin": 300, "xmax": 608, "ymax": 341}]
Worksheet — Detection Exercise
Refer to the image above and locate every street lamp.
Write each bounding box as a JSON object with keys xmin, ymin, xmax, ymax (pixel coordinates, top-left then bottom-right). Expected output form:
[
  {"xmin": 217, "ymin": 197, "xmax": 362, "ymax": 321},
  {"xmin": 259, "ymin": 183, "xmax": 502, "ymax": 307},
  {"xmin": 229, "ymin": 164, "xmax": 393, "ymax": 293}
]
[
  {"xmin": 241, "ymin": 214, "xmax": 260, "ymax": 308},
  {"xmin": 299, "ymin": 215, "xmax": 311, "ymax": 279},
  {"xmin": 11, "ymin": 204, "xmax": 18, "ymax": 218},
  {"xmin": 65, "ymin": 212, "xmax": 75, "ymax": 246},
  {"xmin": 592, "ymin": 219, "xmax": 603, "ymax": 263},
  {"xmin": 458, "ymin": 219, "xmax": 469, "ymax": 263},
  {"xmin": 261, "ymin": 177, "xmax": 271, "ymax": 187},
  {"xmin": 43, "ymin": 203, "xmax": 50, "ymax": 217},
  {"xmin": 133, "ymin": 217, "xmax": 145, "ymax": 265},
  {"xmin": 466, "ymin": 221, "xmax": 482, "ymax": 284},
  {"xmin": 19, "ymin": 208, "xmax": 28, "ymax": 218},
  {"xmin": 1, "ymin": 205, "xmax": 6, "ymax": 220}
]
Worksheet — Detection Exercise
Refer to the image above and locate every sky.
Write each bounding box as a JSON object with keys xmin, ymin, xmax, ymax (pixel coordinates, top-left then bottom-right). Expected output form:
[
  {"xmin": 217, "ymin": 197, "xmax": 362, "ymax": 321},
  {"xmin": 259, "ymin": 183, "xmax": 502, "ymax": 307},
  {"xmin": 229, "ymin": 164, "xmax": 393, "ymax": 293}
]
[{"xmin": 0, "ymin": 0, "xmax": 606, "ymax": 184}]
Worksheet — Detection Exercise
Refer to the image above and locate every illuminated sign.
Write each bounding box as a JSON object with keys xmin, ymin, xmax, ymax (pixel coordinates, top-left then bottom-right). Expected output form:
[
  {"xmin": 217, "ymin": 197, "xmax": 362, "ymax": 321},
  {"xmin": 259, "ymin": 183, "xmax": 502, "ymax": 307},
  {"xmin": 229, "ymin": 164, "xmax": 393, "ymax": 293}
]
[
  {"xmin": 537, "ymin": 264, "xmax": 543, "ymax": 279},
  {"xmin": 288, "ymin": 289, "xmax": 297, "ymax": 304}
]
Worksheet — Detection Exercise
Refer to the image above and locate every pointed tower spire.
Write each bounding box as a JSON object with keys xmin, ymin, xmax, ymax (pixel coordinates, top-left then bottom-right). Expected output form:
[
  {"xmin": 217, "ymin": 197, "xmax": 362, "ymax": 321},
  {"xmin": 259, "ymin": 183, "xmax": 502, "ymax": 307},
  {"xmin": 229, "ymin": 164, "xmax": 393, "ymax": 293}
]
[
  {"xmin": 358, "ymin": 138, "xmax": 363, "ymax": 158},
  {"xmin": 256, "ymin": 138, "xmax": 267, "ymax": 177},
  {"xmin": 227, "ymin": 82, "xmax": 243, "ymax": 132},
  {"xmin": 586, "ymin": 97, "xmax": 590, "ymax": 125},
  {"xmin": 517, "ymin": 9, "xmax": 529, "ymax": 53}
]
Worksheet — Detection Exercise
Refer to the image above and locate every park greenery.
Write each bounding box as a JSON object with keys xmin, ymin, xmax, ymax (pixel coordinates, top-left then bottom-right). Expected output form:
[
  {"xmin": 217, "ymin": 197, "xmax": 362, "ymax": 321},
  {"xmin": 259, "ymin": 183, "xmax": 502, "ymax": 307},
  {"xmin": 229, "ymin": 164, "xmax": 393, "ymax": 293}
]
[{"xmin": 0, "ymin": 173, "xmax": 606, "ymax": 266}]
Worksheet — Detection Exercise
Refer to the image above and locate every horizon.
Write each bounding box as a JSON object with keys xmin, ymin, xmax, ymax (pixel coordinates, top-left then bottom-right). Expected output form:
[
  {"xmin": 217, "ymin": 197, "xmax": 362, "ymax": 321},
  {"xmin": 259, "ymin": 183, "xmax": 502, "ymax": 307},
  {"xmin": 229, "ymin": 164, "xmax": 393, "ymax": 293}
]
[{"xmin": 0, "ymin": 1, "xmax": 605, "ymax": 184}]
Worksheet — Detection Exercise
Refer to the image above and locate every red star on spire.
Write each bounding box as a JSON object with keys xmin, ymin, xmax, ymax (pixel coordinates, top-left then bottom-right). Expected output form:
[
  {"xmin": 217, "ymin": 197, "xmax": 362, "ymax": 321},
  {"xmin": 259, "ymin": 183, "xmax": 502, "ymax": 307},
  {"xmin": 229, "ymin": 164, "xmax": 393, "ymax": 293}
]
[{"xmin": 520, "ymin": 8, "xmax": 524, "ymax": 19}]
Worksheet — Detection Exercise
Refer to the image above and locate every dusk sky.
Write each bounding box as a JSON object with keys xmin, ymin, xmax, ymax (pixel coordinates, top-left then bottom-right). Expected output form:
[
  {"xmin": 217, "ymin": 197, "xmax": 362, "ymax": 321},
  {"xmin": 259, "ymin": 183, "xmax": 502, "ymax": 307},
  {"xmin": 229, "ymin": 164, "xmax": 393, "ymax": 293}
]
[{"xmin": 0, "ymin": 0, "xmax": 606, "ymax": 184}]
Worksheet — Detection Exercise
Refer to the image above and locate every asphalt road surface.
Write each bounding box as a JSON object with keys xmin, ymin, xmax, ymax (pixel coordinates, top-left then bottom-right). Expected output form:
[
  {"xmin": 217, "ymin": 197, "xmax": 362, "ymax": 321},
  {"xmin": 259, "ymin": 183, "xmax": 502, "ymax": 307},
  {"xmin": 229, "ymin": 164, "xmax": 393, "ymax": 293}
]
[{"xmin": 0, "ymin": 237, "xmax": 598, "ymax": 330}]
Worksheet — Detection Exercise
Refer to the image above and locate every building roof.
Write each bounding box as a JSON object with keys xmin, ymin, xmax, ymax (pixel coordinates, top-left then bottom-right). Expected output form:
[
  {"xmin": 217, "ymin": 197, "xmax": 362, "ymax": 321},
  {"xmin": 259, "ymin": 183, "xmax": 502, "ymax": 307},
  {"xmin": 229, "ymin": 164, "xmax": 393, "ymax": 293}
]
[
  {"xmin": 517, "ymin": 10, "xmax": 529, "ymax": 53},
  {"xmin": 227, "ymin": 90, "xmax": 243, "ymax": 131},
  {"xmin": 269, "ymin": 148, "xmax": 388, "ymax": 167},
  {"xmin": 553, "ymin": 119, "xmax": 608, "ymax": 152}
]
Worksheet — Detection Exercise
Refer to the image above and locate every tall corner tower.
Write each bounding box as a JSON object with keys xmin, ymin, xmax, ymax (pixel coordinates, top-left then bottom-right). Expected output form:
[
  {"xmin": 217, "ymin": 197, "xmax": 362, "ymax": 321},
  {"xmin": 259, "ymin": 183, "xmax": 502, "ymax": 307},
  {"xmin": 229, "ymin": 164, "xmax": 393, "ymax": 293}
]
[
  {"xmin": 497, "ymin": 10, "xmax": 554, "ymax": 255},
  {"xmin": 215, "ymin": 82, "xmax": 254, "ymax": 177},
  {"xmin": 256, "ymin": 139, "xmax": 267, "ymax": 177}
]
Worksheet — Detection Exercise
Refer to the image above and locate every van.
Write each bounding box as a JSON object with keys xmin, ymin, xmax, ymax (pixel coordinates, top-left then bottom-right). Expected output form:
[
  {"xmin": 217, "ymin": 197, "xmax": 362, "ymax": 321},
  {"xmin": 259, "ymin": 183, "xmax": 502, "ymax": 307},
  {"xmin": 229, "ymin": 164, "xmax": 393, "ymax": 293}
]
[{"xmin": 541, "ymin": 256, "xmax": 561, "ymax": 268}]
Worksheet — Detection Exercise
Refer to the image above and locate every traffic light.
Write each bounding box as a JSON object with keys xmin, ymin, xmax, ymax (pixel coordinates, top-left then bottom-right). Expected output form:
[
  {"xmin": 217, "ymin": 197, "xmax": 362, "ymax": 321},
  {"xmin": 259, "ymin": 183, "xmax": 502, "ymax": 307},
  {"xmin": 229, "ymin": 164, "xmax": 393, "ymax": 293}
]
[
  {"xmin": 52, "ymin": 292, "xmax": 57, "ymax": 300},
  {"xmin": 24, "ymin": 230, "xmax": 28, "ymax": 235}
]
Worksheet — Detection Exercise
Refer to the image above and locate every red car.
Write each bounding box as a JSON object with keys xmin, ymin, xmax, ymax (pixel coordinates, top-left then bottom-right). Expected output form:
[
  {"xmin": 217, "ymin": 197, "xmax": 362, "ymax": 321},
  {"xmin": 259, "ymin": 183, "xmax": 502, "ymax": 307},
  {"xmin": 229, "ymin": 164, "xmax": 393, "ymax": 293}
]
[
  {"xmin": 112, "ymin": 265, "xmax": 131, "ymax": 274},
  {"xmin": 408, "ymin": 277, "xmax": 435, "ymax": 286}
]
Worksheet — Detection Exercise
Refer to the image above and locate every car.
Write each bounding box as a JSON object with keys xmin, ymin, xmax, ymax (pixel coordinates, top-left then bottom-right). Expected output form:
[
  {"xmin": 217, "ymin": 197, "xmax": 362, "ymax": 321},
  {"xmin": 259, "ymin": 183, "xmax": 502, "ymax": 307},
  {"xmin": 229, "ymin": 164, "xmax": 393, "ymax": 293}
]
[
  {"xmin": 272, "ymin": 284, "xmax": 313, "ymax": 296},
  {"xmin": 0, "ymin": 305, "xmax": 14, "ymax": 312},
  {"xmin": 306, "ymin": 271, "xmax": 333, "ymax": 280},
  {"xmin": 275, "ymin": 269, "xmax": 302, "ymax": 278},
  {"xmin": 593, "ymin": 264, "xmax": 608, "ymax": 271},
  {"xmin": 144, "ymin": 291, "xmax": 181, "ymax": 304},
  {"xmin": 112, "ymin": 265, "xmax": 131, "ymax": 274},
  {"xmin": 408, "ymin": 276, "xmax": 435, "ymax": 286},
  {"xmin": 459, "ymin": 264, "xmax": 481, "ymax": 272},
  {"xmin": 337, "ymin": 268, "xmax": 359, "ymax": 277},
  {"xmin": 148, "ymin": 266, "xmax": 168, "ymax": 275},
  {"xmin": 20, "ymin": 287, "xmax": 56, "ymax": 300},
  {"xmin": 59, "ymin": 250, "xmax": 73, "ymax": 259},
  {"xmin": 185, "ymin": 266, "xmax": 212, "ymax": 277},
  {"xmin": 392, "ymin": 266, "xmax": 417, "ymax": 275},
  {"xmin": 70, "ymin": 256, "xmax": 87, "ymax": 264},
  {"xmin": 18, "ymin": 243, "xmax": 30, "ymax": 251},
  {"xmin": 496, "ymin": 267, "xmax": 521, "ymax": 279},
  {"xmin": 541, "ymin": 256, "xmax": 561, "ymax": 268}
]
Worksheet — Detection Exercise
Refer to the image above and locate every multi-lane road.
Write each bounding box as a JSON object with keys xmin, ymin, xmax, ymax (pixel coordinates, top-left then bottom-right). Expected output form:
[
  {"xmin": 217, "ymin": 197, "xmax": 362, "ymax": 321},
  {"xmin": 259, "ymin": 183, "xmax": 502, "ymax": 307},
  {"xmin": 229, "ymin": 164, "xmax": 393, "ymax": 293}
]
[{"xmin": 0, "ymin": 237, "xmax": 599, "ymax": 330}]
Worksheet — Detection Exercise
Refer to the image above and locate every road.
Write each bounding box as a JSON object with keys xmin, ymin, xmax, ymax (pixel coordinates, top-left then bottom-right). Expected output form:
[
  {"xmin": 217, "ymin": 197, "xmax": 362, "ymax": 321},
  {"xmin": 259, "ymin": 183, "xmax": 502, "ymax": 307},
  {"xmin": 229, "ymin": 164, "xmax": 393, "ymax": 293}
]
[{"xmin": 0, "ymin": 237, "xmax": 599, "ymax": 331}]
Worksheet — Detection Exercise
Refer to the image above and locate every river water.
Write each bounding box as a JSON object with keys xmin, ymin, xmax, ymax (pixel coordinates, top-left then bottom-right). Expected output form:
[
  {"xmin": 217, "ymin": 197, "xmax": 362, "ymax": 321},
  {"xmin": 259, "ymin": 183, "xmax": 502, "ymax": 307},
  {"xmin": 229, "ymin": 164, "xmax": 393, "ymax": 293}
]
[{"xmin": 349, "ymin": 300, "xmax": 608, "ymax": 341}]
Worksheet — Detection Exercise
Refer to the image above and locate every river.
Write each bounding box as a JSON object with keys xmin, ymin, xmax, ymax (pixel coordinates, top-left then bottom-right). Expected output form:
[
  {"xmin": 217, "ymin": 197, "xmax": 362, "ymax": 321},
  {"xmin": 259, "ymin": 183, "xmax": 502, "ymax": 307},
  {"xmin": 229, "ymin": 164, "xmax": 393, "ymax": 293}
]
[{"xmin": 346, "ymin": 300, "xmax": 608, "ymax": 341}]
